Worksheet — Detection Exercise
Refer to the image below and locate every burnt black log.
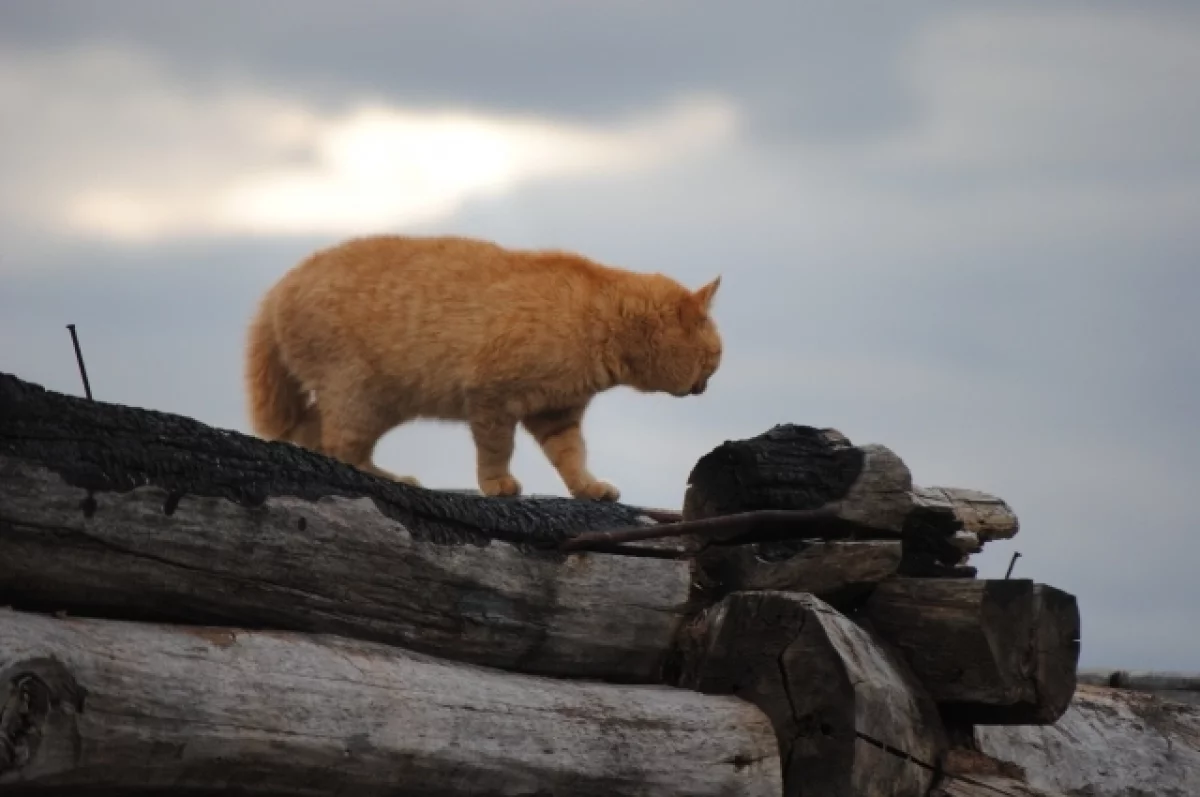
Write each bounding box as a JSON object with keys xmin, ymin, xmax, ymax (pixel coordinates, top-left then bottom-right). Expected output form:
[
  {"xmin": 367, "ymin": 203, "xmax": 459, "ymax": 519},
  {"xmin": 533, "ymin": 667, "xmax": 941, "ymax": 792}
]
[
  {"xmin": 0, "ymin": 371, "xmax": 699, "ymax": 683},
  {"xmin": 683, "ymin": 425, "xmax": 1019, "ymax": 577}
]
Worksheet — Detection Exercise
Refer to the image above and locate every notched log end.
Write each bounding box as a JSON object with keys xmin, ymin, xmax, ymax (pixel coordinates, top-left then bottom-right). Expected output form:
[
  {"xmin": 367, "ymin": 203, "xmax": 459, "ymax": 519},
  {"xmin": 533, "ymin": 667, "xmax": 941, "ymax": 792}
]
[
  {"xmin": 0, "ymin": 656, "xmax": 86, "ymax": 778},
  {"xmin": 684, "ymin": 424, "xmax": 867, "ymax": 521}
]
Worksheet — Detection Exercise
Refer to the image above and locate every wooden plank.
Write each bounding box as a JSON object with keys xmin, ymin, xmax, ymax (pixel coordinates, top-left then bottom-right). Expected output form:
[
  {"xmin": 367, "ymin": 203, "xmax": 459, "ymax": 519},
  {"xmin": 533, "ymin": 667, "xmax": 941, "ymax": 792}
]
[
  {"xmin": 865, "ymin": 578, "xmax": 1081, "ymax": 724},
  {"xmin": 0, "ymin": 457, "xmax": 695, "ymax": 683},
  {"xmin": 675, "ymin": 590, "xmax": 947, "ymax": 797},
  {"xmin": 0, "ymin": 608, "xmax": 782, "ymax": 797}
]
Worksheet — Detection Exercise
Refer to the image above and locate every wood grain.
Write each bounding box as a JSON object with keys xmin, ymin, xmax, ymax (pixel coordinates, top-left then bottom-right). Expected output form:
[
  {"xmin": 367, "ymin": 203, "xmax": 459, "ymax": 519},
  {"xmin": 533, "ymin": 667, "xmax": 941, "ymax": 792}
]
[{"xmin": 676, "ymin": 590, "xmax": 947, "ymax": 797}]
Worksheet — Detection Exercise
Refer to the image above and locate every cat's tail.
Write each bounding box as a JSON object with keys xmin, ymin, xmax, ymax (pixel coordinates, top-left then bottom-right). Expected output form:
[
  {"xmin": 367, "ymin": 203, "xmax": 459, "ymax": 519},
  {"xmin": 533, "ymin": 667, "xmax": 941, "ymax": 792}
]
[{"xmin": 244, "ymin": 295, "xmax": 306, "ymax": 441}]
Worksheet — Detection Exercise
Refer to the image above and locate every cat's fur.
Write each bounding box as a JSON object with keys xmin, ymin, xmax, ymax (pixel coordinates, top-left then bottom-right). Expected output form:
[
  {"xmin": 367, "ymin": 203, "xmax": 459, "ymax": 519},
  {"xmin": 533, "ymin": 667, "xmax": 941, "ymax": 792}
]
[{"xmin": 244, "ymin": 234, "xmax": 722, "ymax": 500}]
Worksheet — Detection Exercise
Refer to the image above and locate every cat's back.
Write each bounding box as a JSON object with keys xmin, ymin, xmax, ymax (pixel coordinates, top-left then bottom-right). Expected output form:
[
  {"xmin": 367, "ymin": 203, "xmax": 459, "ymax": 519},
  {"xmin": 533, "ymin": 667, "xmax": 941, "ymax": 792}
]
[
  {"xmin": 280, "ymin": 234, "xmax": 505, "ymax": 298},
  {"xmin": 270, "ymin": 234, "xmax": 612, "ymax": 363}
]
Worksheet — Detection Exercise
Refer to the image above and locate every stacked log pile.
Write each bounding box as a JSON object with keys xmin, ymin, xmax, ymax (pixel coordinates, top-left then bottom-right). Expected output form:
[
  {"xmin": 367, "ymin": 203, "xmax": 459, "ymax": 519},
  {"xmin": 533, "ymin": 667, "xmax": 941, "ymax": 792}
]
[{"xmin": 0, "ymin": 371, "xmax": 1082, "ymax": 797}]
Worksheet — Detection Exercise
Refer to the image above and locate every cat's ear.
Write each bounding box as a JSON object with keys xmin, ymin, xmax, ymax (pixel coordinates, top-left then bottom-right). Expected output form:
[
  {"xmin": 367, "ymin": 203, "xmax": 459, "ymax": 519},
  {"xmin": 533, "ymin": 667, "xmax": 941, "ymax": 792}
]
[{"xmin": 693, "ymin": 276, "xmax": 721, "ymax": 311}]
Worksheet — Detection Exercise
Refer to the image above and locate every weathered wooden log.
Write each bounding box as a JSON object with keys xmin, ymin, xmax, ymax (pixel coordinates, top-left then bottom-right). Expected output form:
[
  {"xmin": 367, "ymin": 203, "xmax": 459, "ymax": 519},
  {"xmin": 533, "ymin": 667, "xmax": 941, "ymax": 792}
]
[
  {"xmin": 0, "ymin": 456, "xmax": 694, "ymax": 684},
  {"xmin": 692, "ymin": 540, "xmax": 902, "ymax": 605},
  {"xmin": 864, "ymin": 578, "xmax": 1081, "ymax": 724},
  {"xmin": 683, "ymin": 425, "xmax": 1020, "ymax": 576},
  {"xmin": 1077, "ymin": 667, "xmax": 1200, "ymax": 696},
  {"xmin": 675, "ymin": 590, "xmax": 947, "ymax": 797},
  {"xmin": 0, "ymin": 608, "xmax": 781, "ymax": 797},
  {"xmin": 975, "ymin": 684, "xmax": 1200, "ymax": 797}
]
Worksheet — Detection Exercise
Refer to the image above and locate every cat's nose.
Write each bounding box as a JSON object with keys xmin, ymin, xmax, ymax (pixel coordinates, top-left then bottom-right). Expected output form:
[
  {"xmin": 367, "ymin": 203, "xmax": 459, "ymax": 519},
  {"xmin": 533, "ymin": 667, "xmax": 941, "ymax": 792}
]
[{"xmin": 690, "ymin": 377, "xmax": 708, "ymax": 395}]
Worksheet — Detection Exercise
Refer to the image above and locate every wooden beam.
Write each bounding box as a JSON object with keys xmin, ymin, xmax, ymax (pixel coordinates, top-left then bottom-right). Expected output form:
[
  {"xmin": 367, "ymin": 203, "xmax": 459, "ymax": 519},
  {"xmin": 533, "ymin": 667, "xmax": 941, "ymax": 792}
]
[
  {"xmin": 865, "ymin": 578, "xmax": 1081, "ymax": 724},
  {"xmin": 675, "ymin": 590, "xmax": 947, "ymax": 797},
  {"xmin": 0, "ymin": 608, "xmax": 782, "ymax": 796}
]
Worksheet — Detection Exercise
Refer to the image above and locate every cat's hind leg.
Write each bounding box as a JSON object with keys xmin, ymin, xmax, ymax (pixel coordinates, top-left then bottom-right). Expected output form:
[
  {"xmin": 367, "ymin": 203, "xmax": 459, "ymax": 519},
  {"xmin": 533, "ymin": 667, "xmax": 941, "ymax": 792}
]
[
  {"xmin": 286, "ymin": 394, "xmax": 323, "ymax": 451},
  {"xmin": 521, "ymin": 405, "xmax": 619, "ymax": 501},
  {"xmin": 317, "ymin": 389, "xmax": 422, "ymax": 487}
]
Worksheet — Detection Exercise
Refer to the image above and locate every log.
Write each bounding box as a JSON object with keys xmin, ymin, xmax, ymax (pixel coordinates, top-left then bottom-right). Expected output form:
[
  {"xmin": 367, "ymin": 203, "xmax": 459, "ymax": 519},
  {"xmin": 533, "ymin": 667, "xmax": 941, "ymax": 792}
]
[
  {"xmin": 0, "ymin": 456, "xmax": 695, "ymax": 684},
  {"xmin": 0, "ymin": 371, "xmax": 655, "ymax": 550},
  {"xmin": 0, "ymin": 608, "xmax": 782, "ymax": 797},
  {"xmin": 1077, "ymin": 668, "xmax": 1200, "ymax": 696},
  {"xmin": 692, "ymin": 540, "xmax": 903, "ymax": 605},
  {"xmin": 675, "ymin": 590, "xmax": 947, "ymax": 797},
  {"xmin": 864, "ymin": 578, "xmax": 1081, "ymax": 724},
  {"xmin": 975, "ymin": 684, "xmax": 1200, "ymax": 797},
  {"xmin": 683, "ymin": 424, "xmax": 1020, "ymax": 576}
]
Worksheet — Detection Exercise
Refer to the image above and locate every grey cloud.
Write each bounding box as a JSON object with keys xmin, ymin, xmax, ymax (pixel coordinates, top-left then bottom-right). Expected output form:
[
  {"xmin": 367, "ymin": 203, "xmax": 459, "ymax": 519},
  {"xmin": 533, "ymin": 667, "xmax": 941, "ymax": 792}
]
[{"xmin": 2, "ymin": 0, "xmax": 1199, "ymax": 670}]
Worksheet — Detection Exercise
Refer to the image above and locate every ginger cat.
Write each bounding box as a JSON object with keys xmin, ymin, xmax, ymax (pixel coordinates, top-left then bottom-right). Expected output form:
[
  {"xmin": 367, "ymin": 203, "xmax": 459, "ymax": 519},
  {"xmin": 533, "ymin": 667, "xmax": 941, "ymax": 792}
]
[{"xmin": 244, "ymin": 234, "xmax": 722, "ymax": 501}]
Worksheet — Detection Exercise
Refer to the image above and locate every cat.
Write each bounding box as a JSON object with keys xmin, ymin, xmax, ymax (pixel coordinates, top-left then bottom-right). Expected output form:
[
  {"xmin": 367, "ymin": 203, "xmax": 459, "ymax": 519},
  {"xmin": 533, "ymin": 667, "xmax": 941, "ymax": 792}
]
[{"xmin": 243, "ymin": 234, "xmax": 722, "ymax": 501}]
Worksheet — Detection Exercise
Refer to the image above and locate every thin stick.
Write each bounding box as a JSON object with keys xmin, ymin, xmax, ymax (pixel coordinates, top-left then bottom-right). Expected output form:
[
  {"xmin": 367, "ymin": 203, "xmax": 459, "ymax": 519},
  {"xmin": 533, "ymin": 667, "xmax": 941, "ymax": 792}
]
[
  {"xmin": 560, "ymin": 504, "xmax": 851, "ymax": 552},
  {"xmin": 1004, "ymin": 551, "xmax": 1022, "ymax": 579},
  {"xmin": 637, "ymin": 507, "xmax": 684, "ymax": 524},
  {"xmin": 66, "ymin": 323, "xmax": 93, "ymax": 401}
]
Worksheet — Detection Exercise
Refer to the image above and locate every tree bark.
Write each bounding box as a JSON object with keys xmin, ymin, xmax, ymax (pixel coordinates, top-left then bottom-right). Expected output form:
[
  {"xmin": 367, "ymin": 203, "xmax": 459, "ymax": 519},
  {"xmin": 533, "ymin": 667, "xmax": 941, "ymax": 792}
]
[
  {"xmin": 864, "ymin": 579, "xmax": 1081, "ymax": 724},
  {"xmin": 0, "ymin": 608, "xmax": 781, "ymax": 797},
  {"xmin": 0, "ymin": 455, "xmax": 697, "ymax": 684},
  {"xmin": 682, "ymin": 424, "xmax": 1018, "ymax": 576},
  {"xmin": 674, "ymin": 590, "xmax": 947, "ymax": 797}
]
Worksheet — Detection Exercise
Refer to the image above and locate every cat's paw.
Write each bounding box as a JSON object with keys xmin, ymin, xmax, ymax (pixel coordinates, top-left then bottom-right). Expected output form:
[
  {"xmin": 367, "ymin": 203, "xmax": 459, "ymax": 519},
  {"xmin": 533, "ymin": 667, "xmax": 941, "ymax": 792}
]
[
  {"xmin": 573, "ymin": 479, "xmax": 621, "ymax": 502},
  {"xmin": 480, "ymin": 474, "xmax": 523, "ymax": 497}
]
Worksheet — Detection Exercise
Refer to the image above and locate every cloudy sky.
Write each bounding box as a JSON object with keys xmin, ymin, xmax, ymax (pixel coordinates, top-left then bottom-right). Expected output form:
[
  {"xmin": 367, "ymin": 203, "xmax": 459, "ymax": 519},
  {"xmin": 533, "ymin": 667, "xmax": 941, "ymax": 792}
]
[{"xmin": 2, "ymin": 1, "xmax": 1197, "ymax": 669}]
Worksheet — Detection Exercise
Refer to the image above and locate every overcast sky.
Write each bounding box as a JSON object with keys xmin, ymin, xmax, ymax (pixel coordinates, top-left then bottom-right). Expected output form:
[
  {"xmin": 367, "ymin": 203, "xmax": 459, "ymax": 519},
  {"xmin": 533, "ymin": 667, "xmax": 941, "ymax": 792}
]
[{"xmin": 2, "ymin": 1, "xmax": 1198, "ymax": 669}]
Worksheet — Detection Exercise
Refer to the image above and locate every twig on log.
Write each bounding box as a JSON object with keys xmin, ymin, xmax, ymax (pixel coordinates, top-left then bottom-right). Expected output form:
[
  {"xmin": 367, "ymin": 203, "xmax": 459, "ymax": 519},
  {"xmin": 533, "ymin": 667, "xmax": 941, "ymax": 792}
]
[{"xmin": 560, "ymin": 504, "xmax": 847, "ymax": 552}]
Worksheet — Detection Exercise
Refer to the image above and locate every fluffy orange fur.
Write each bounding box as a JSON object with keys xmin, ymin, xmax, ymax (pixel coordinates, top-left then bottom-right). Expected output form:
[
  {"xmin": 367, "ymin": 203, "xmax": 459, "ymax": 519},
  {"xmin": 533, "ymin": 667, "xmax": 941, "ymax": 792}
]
[{"xmin": 244, "ymin": 234, "xmax": 723, "ymax": 500}]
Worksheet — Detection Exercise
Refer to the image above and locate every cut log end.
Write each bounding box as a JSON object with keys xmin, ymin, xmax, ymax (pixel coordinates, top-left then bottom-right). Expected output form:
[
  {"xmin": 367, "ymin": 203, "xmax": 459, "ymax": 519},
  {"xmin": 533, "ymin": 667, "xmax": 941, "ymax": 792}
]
[
  {"xmin": 866, "ymin": 579, "xmax": 1081, "ymax": 725},
  {"xmin": 676, "ymin": 590, "xmax": 947, "ymax": 797}
]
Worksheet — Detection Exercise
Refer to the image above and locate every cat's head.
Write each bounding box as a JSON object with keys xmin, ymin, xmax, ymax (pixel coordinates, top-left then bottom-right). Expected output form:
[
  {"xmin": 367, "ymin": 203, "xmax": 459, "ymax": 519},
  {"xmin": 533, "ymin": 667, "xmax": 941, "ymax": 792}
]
[{"xmin": 619, "ymin": 275, "xmax": 723, "ymax": 398}]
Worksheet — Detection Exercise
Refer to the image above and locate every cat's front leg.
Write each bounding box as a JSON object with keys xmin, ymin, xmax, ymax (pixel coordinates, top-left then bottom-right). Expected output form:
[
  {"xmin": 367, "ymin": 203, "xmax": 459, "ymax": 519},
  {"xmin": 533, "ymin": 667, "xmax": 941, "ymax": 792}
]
[
  {"xmin": 521, "ymin": 405, "xmax": 620, "ymax": 502},
  {"xmin": 468, "ymin": 411, "xmax": 523, "ymax": 497}
]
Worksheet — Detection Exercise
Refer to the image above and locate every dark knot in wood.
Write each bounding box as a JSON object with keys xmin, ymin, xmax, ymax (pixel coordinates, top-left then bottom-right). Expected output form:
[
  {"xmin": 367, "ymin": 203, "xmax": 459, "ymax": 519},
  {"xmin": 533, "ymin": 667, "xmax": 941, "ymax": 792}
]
[{"xmin": 0, "ymin": 656, "xmax": 85, "ymax": 776}]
